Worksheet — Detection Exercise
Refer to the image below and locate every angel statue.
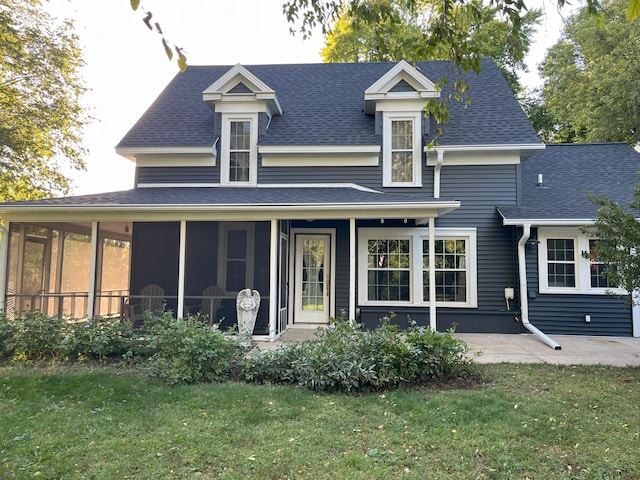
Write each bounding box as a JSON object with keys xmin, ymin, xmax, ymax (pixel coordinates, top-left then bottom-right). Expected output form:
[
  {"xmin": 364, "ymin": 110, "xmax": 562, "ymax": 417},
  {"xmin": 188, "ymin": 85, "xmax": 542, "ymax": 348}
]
[{"xmin": 236, "ymin": 288, "xmax": 260, "ymax": 346}]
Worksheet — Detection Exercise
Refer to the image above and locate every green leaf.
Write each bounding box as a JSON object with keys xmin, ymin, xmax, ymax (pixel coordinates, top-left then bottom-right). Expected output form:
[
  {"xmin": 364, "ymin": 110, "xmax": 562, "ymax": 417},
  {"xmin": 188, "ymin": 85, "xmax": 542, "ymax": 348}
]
[
  {"xmin": 130, "ymin": 0, "xmax": 140, "ymax": 11},
  {"xmin": 627, "ymin": 0, "xmax": 640, "ymax": 20},
  {"xmin": 176, "ymin": 47, "xmax": 188, "ymax": 71},
  {"xmin": 162, "ymin": 38, "xmax": 173, "ymax": 60}
]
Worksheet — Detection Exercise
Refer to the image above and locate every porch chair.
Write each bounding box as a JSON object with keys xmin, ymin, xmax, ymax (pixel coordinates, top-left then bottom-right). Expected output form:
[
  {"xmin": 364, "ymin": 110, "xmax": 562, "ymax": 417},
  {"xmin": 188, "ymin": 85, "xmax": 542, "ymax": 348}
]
[
  {"xmin": 129, "ymin": 283, "xmax": 165, "ymax": 328},
  {"xmin": 186, "ymin": 285, "xmax": 224, "ymax": 325}
]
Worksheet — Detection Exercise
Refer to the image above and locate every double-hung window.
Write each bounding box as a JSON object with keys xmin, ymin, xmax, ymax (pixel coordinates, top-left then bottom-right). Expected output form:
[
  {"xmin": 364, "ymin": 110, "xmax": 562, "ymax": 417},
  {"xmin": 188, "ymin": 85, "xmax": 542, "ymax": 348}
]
[
  {"xmin": 359, "ymin": 228, "xmax": 476, "ymax": 307},
  {"xmin": 221, "ymin": 114, "xmax": 258, "ymax": 185},
  {"xmin": 538, "ymin": 229, "xmax": 619, "ymax": 294},
  {"xmin": 383, "ymin": 113, "xmax": 422, "ymax": 187}
]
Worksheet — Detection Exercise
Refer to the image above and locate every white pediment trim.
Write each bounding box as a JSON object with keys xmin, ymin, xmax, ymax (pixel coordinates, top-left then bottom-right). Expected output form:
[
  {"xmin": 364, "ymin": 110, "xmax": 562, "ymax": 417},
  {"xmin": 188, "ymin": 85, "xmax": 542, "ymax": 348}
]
[
  {"xmin": 203, "ymin": 64, "xmax": 283, "ymax": 116},
  {"xmin": 364, "ymin": 60, "xmax": 439, "ymax": 114}
]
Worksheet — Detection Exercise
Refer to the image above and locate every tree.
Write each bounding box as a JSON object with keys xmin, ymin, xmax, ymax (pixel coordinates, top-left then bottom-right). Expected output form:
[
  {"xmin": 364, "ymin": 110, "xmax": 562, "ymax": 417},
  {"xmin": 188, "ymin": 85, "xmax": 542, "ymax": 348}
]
[
  {"xmin": 321, "ymin": 1, "xmax": 541, "ymax": 93},
  {"xmin": 588, "ymin": 187, "xmax": 640, "ymax": 304},
  {"xmin": 0, "ymin": 0, "xmax": 88, "ymax": 201},
  {"xmin": 539, "ymin": 0, "xmax": 640, "ymax": 144}
]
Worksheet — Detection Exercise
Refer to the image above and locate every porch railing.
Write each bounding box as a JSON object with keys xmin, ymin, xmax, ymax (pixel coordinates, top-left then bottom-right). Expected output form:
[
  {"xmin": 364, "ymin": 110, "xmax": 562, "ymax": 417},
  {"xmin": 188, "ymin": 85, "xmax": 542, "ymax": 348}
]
[{"xmin": 5, "ymin": 292, "xmax": 89, "ymax": 320}]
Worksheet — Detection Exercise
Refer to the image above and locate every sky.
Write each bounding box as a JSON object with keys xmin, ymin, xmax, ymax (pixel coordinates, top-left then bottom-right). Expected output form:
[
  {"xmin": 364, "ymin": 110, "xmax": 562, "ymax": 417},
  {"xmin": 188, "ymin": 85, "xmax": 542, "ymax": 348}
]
[{"xmin": 43, "ymin": 0, "xmax": 572, "ymax": 196}]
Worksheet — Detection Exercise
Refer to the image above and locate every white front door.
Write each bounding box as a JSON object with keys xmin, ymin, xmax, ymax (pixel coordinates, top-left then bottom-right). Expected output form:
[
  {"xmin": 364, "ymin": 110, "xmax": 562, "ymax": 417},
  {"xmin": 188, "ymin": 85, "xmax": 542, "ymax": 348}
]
[{"xmin": 294, "ymin": 233, "xmax": 332, "ymax": 324}]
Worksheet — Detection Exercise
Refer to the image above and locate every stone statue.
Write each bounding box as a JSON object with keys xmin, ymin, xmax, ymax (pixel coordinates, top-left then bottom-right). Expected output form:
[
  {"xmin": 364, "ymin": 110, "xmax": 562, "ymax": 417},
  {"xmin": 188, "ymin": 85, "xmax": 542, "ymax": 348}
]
[{"xmin": 236, "ymin": 288, "xmax": 260, "ymax": 346}]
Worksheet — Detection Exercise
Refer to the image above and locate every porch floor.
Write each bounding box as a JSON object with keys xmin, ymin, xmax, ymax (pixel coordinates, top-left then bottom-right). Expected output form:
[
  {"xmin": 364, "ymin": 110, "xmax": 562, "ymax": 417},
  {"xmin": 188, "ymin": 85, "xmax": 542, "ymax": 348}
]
[{"xmin": 256, "ymin": 326, "xmax": 324, "ymax": 350}]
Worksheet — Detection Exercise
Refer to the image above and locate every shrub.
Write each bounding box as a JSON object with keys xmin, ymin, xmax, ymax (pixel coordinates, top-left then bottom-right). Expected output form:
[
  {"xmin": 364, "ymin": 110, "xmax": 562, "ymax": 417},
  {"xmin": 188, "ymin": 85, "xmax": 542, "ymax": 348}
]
[
  {"xmin": 242, "ymin": 316, "xmax": 472, "ymax": 392},
  {"xmin": 142, "ymin": 312, "xmax": 240, "ymax": 384},
  {"xmin": 0, "ymin": 312, "xmax": 17, "ymax": 358},
  {"xmin": 62, "ymin": 318, "xmax": 138, "ymax": 362},
  {"xmin": 8, "ymin": 312, "xmax": 68, "ymax": 360}
]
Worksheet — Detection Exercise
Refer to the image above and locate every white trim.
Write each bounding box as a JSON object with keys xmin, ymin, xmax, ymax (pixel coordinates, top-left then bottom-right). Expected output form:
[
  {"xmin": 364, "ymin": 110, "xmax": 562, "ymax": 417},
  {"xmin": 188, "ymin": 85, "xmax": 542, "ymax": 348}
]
[
  {"xmin": 259, "ymin": 145, "xmax": 380, "ymax": 155},
  {"xmin": 116, "ymin": 146, "xmax": 214, "ymax": 162},
  {"xmin": 220, "ymin": 114, "xmax": 258, "ymax": 186},
  {"xmin": 87, "ymin": 222, "xmax": 98, "ymax": 319},
  {"xmin": 632, "ymin": 291, "xmax": 640, "ymax": 337},
  {"xmin": 349, "ymin": 218, "xmax": 356, "ymax": 323},
  {"xmin": 501, "ymin": 218, "xmax": 596, "ymax": 227},
  {"xmin": 136, "ymin": 182, "xmax": 382, "ymax": 192},
  {"xmin": 217, "ymin": 222, "xmax": 255, "ymax": 295},
  {"xmin": 426, "ymin": 150, "xmax": 521, "ymax": 166},
  {"xmin": 537, "ymin": 227, "xmax": 625, "ymax": 295},
  {"xmin": 269, "ymin": 219, "xmax": 278, "ymax": 340},
  {"xmin": 428, "ymin": 218, "xmax": 436, "ymax": 329},
  {"xmin": 134, "ymin": 154, "xmax": 216, "ymax": 168},
  {"xmin": 261, "ymin": 155, "xmax": 379, "ymax": 167},
  {"xmin": 138, "ymin": 183, "xmax": 221, "ymax": 188},
  {"xmin": 383, "ymin": 112, "xmax": 422, "ymax": 187},
  {"xmin": 429, "ymin": 143, "xmax": 545, "ymax": 153},
  {"xmin": 358, "ymin": 227, "xmax": 477, "ymax": 308},
  {"xmin": 0, "ymin": 224, "xmax": 9, "ymax": 312},
  {"xmin": 177, "ymin": 220, "xmax": 187, "ymax": 319}
]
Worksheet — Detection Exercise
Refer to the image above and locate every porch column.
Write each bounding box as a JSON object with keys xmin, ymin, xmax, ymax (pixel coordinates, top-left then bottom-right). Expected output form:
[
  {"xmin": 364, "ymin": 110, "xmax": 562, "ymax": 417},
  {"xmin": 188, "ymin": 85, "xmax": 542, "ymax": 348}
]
[
  {"xmin": 0, "ymin": 224, "xmax": 8, "ymax": 312},
  {"xmin": 428, "ymin": 217, "xmax": 437, "ymax": 330},
  {"xmin": 87, "ymin": 222, "xmax": 99, "ymax": 319},
  {"xmin": 349, "ymin": 218, "xmax": 356, "ymax": 323},
  {"xmin": 269, "ymin": 219, "xmax": 278, "ymax": 341},
  {"xmin": 633, "ymin": 291, "xmax": 640, "ymax": 337},
  {"xmin": 177, "ymin": 220, "xmax": 187, "ymax": 319}
]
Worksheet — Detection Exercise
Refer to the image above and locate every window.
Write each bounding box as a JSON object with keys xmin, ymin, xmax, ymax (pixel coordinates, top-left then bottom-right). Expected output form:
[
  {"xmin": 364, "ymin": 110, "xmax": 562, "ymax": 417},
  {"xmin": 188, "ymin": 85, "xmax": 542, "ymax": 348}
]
[
  {"xmin": 546, "ymin": 238, "xmax": 576, "ymax": 288},
  {"xmin": 366, "ymin": 239, "xmax": 411, "ymax": 301},
  {"xmin": 221, "ymin": 115, "xmax": 257, "ymax": 185},
  {"xmin": 383, "ymin": 113, "xmax": 421, "ymax": 186},
  {"xmin": 537, "ymin": 229, "xmax": 620, "ymax": 294},
  {"xmin": 358, "ymin": 228, "xmax": 476, "ymax": 307},
  {"xmin": 229, "ymin": 121, "xmax": 251, "ymax": 182},
  {"xmin": 218, "ymin": 223, "xmax": 254, "ymax": 293},
  {"xmin": 423, "ymin": 239, "xmax": 467, "ymax": 303},
  {"xmin": 588, "ymin": 239, "xmax": 610, "ymax": 289}
]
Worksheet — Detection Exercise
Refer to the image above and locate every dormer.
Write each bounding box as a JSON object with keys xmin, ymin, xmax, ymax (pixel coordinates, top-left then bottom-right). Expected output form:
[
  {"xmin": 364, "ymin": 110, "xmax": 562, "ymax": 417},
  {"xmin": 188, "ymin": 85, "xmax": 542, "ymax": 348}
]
[
  {"xmin": 203, "ymin": 64, "xmax": 282, "ymax": 186},
  {"xmin": 202, "ymin": 64, "xmax": 283, "ymax": 117},
  {"xmin": 365, "ymin": 61, "xmax": 440, "ymax": 187}
]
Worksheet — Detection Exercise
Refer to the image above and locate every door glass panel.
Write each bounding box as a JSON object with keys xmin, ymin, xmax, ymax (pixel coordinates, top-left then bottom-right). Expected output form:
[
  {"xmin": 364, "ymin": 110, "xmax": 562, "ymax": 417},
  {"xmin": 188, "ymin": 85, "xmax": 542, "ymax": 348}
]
[{"xmin": 301, "ymin": 239, "xmax": 325, "ymax": 311}]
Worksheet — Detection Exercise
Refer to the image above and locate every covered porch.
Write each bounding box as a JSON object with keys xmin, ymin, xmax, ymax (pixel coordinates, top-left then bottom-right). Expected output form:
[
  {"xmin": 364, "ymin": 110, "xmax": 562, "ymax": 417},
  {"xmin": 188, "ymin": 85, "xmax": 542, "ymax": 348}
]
[{"xmin": 0, "ymin": 186, "xmax": 459, "ymax": 341}]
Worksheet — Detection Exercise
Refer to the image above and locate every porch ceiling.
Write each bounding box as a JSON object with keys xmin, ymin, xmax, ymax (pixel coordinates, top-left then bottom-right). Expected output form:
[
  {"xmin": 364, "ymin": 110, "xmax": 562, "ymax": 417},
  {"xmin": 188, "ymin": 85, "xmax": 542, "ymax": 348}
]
[{"xmin": 0, "ymin": 186, "xmax": 460, "ymax": 222}]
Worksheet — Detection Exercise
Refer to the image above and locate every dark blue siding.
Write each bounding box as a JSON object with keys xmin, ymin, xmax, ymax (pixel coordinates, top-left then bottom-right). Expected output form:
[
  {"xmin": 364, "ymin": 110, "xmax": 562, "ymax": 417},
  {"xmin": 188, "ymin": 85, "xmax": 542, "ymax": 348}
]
[
  {"xmin": 137, "ymin": 166, "xmax": 219, "ymax": 184},
  {"xmin": 524, "ymin": 231, "xmax": 632, "ymax": 336}
]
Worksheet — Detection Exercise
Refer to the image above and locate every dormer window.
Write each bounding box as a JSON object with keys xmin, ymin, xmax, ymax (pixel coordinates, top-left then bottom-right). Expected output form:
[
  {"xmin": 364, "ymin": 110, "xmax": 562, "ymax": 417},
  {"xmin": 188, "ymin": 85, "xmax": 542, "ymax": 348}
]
[
  {"xmin": 221, "ymin": 114, "xmax": 257, "ymax": 185},
  {"xmin": 383, "ymin": 112, "xmax": 422, "ymax": 186}
]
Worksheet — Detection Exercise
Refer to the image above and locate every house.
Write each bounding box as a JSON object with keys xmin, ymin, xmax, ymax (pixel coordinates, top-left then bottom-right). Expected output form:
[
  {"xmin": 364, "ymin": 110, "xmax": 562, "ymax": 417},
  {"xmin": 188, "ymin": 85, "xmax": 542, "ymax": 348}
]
[{"xmin": 1, "ymin": 58, "xmax": 639, "ymax": 346}]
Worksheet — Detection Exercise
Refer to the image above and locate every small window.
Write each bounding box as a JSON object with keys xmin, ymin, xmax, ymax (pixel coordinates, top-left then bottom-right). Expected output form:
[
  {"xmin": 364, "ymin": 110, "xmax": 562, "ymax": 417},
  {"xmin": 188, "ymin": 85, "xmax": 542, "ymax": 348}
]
[
  {"xmin": 229, "ymin": 121, "xmax": 251, "ymax": 182},
  {"xmin": 383, "ymin": 113, "xmax": 421, "ymax": 187},
  {"xmin": 221, "ymin": 115, "xmax": 257, "ymax": 186},
  {"xmin": 218, "ymin": 223, "xmax": 254, "ymax": 293},
  {"xmin": 546, "ymin": 238, "xmax": 576, "ymax": 288}
]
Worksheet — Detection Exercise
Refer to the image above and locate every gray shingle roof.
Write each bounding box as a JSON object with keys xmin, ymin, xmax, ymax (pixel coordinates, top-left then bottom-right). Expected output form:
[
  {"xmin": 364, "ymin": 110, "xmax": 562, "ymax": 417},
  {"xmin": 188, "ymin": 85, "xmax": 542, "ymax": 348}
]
[
  {"xmin": 0, "ymin": 186, "xmax": 453, "ymax": 209},
  {"xmin": 498, "ymin": 143, "xmax": 640, "ymax": 222},
  {"xmin": 117, "ymin": 58, "xmax": 540, "ymax": 149}
]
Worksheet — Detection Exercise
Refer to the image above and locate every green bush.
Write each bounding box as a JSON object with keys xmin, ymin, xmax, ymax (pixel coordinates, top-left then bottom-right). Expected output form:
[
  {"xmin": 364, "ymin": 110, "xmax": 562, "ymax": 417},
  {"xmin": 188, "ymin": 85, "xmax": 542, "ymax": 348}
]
[
  {"xmin": 0, "ymin": 312, "xmax": 17, "ymax": 358},
  {"xmin": 7, "ymin": 312, "xmax": 68, "ymax": 360},
  {"xmin": 142, "ymin": 313, "xmax": 240, "ymax": 384},
  {"xmin": 62, "ymin": 319, "xmax": 138, "ymax": 362},
  {"xmin": 242, "ymin": 316, "xmax": 472, "ymax": 392}
]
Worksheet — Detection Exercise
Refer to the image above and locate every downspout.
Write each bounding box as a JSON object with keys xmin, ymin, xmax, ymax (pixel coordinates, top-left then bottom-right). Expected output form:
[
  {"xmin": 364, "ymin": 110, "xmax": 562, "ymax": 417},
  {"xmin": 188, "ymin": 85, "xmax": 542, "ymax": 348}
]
[
  {"xmin": 518, "ymin": 224, "xmax": 561, "ymax": 350},
  {"xmin": 0, "ymin": 223, "xmax": 8, "ymax": 313},
  {"xmin": 433, "ymin": 149, "xmax": 444, "ymax": 199}
]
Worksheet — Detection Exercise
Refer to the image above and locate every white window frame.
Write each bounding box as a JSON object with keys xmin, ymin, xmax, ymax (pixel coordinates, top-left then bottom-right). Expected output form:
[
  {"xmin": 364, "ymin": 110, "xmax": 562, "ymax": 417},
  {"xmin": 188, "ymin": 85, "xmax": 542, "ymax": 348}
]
[
  {"xmin": 382, "ymin": 112, "xmax": 422, "ymax": 187},
  {"xmin": 217, "ymin": 222, "xmax": 255, "ymax": 295},
  {"xmin": 358, "ymin": 227, "xmax": 477, "ymax": 307},
  {"xmin": 537, "ymin": 228, "xmax": 623, "ymax": 295},
  {"xmin": 220, "ymin": 114, "xmax": 258, "ymax": 186}
]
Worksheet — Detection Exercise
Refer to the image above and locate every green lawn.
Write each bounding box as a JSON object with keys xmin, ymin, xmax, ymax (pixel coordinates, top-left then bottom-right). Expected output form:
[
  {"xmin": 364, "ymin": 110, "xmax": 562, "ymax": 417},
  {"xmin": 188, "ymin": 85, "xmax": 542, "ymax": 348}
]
[{"xmin": 1, "ymin": 363, "xmax": 638, "ymax": 479}]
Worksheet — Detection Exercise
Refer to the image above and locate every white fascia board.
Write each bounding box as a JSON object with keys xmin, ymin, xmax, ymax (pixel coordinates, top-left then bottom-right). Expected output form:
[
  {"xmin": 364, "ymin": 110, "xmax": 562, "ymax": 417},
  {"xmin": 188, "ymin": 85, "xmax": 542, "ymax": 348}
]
[
  {"xmin": 259, "ymin": 145, "xmax": 380, "ymax": 155},
  {"xmin": 135, "ymin": 182, "xmax": 381, "ymax": 192},
  {"xmin": 365, "ymin": 60, "xmax": 437, "ymax": 95},
  {"xmin": 500, "ymin": 218, "xmax": 596, "ymax": 227},
  {"xmin": 0, "ymin": 201, "xmax": 461, "ymax": 223},
  {"xmin": 428, "ymin": 143, "xmax": 546, "ymax": 154},
  {"xmin": 115, "ymin": 146, "xmax": 215, "ymax": 162}
]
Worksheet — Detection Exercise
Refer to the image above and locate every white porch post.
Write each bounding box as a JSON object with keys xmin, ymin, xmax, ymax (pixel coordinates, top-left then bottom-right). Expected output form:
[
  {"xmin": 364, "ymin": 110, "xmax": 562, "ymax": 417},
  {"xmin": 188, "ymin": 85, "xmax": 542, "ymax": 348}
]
[
  {"xmin": 428, "ymin": 217, "xmax": 437, "ymax": 330},
  {"xmin": 87, "ymin": 222, "xmax": 99, "ymax": 319},
  {"xmin": 632, "ymin": 291, "xmax": 640, "ymax": 337},
  {"xmin": 177, "ymin": 220, "xmax": 187, "ymax": 319},
  {"xmin": 0, "ymin": 224, "xmax": 8, "ymax": 312},
  {"xmin": 349, "ymin": 218, "xmax": 356, "ymax": 323},
  {"xmin": 269, "ymin": 219, "xmax": 278, "ymax": 341}
]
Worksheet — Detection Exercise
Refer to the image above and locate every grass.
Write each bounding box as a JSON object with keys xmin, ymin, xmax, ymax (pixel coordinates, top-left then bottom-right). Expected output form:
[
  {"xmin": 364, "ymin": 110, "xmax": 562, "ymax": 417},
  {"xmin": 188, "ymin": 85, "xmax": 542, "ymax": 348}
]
[{"xmin": 0, "ymin": 363, "xmax": 639, "ymax": 479}]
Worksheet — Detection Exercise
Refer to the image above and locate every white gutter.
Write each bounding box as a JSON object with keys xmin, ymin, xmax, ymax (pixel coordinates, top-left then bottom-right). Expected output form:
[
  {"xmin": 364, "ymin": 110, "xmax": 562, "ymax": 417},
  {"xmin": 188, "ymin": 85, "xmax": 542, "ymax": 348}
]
[
  {"xmin": 518, "ymin": 224, "xmax": 562, "ymax": 350},
  {"xmin": 433, "ymin": 150, "xmax": 444, "ymax": 199},
  {"xmin": 0, "ymin": 223, "xmax": 8, "ymax": 313}
]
